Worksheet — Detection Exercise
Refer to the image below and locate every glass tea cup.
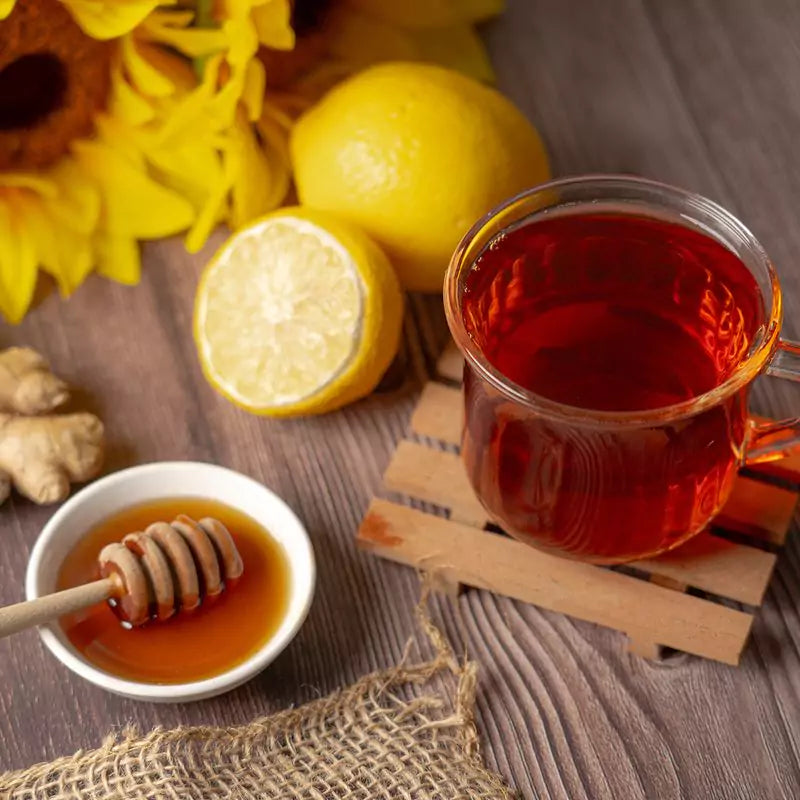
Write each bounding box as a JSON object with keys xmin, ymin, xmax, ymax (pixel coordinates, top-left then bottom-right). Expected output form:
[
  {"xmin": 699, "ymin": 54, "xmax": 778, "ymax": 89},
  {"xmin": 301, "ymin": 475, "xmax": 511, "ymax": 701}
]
[{"xmin": 444, "ymin": 175, "xmax": 800, "ymax": 565}]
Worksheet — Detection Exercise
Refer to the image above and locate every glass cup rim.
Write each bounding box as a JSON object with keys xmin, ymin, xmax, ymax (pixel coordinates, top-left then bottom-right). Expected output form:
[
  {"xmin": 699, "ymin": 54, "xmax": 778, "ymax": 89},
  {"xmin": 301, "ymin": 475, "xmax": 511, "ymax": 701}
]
[{"xmin": 443, "ymin": 174, "xmax": 783, "ymax": 428}]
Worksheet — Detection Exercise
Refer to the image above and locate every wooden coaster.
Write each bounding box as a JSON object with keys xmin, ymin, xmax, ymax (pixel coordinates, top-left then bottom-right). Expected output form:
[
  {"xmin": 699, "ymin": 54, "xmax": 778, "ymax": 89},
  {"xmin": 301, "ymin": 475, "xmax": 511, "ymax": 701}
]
[{"xmin": 357, "ymin": 344, "xmax": 799, "ymax": 665}]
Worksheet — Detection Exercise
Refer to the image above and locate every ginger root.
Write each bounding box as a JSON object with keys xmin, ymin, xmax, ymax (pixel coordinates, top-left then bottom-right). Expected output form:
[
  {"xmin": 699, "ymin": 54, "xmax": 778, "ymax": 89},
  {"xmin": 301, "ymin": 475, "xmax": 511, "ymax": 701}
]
[{"xmin": 0, "ymin": 347, "xmax": 105, "ymax": 505}]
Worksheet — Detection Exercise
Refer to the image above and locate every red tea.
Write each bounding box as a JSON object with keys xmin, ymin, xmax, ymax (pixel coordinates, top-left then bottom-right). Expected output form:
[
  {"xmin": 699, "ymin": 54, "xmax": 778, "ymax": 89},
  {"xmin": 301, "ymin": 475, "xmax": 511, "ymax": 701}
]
[{"xmin": 461, "ymin": 213, "xmax": 763, "ymax": 562}]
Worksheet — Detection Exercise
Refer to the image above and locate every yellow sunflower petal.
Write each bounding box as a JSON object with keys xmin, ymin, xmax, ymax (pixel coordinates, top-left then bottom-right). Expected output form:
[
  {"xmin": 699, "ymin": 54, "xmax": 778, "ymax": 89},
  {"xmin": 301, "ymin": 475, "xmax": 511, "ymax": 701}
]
[
  {"xmin": 46, "ymin": 158, "xmax": 101, "ymax": 235},
  {"xmin": 184, "ymin": 13, "xmax": 259, "ymax": 126},
  {"xmin": 256, "ymin": 108, "xmax": 290, "ymax": 166},
  {"xmin": 0, "ymin": 200, "xmax": 38, "ymax": 324},
  {"xmin": 94, "ymin": 234, "xmax": 141, "ymax": 285},
  {"xmin": 62, "ymin": 0, "xmax": 163, "ymax": 40},
  {"xmin": 121, "ymin": 37, "xmax": 177, "ymax": 98},
  {"xmin": 58, "ymin": 241, "xmax": 94, "ymax": 294},
  {"xmin": 185, "ymin": 183, "xmax": 230, "ymax": 253},
  {"xmin": 185, "ymin": 146, "xmax": 238, "ymax": 252},
  {"xmin": 0, "ymin": 0, "xmax": 14, "ymax": 20},
  {"xmin": 135, "ymin": 40, "xmax": 198, "ymax": 92},
  {"xmin": 242, "ymin": 58, "xmax": 266, "ymax": 121},
  {"xmin": 220, "ymin": 0, "xmax": 258, "ymax": 23},
  {"xmin": 0, "ymin": 0, "xmax": 245, "ymax": 322},
  {"xmin": 144, "ymin": 8, "xmax": 194, "ymax": 26},
  {"xmin": 16, "ymin": 195, "xmax": 93, "ymax": 296},
  {"xmin": 250, "ymin": 0, "xmax": 294, "ymax": 50},
  {"xmin": 0, "ymin": 173, "xmax": 58, "ymax": 196},
  {"xmin": 220, "ymin": 14, "xmax": 260, "ymax": 70},
  {"xmin": 73, "ymin": 140, "xmax": 194, "ymax": 238},
  {"xmin": 13, "ymin": 195, "xmax": 58, "ymax": 287},
  {"xmin": 51, "ymin": 230, "xmax": 94, "ymax": 295},
  {"xmin": 158, "ymin": 90, "xmax": 216, "ymax": 144},
  {"xmin": 109, "ymin": 64, "xmax": 157, "ymax": 125},
  {"xmin": 209, "ymin": 79, "xmax": 246, "ymax": 126},
  {"xmin": 157, "ymin": 55, "xmax": 229, "ymax": 144},
  {"xmin": 228, "ymin": 115, "xmax": 287, "ymax": 228},
  {"xmin": 94, "ymin": 115, "xmax": 147, "ymax": 167},
  {"xmin": 147, "ymin": 142, "xmax": 225, "ymax": 212},
  {"xmin": 261, "ymin": 147, "xmax": 291, "ymax": 211},
  {"xmin": 344, "ymin": 0, "xmax": 503, "ymax": 28},
  {"xmin": 138, "ymin": 11, "xmax": 229, "ymax": 57},
  {"xmin": 260, "ymin": 100, "xmax": 294, "ymax": 132}
]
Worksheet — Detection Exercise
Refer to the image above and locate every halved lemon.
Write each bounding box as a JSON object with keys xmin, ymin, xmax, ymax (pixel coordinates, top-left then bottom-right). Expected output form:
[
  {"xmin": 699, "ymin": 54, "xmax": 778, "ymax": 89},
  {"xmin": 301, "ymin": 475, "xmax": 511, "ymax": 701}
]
[{"xmin": 194, "ymin": 208, "xmax": 404, "ymax": 416}]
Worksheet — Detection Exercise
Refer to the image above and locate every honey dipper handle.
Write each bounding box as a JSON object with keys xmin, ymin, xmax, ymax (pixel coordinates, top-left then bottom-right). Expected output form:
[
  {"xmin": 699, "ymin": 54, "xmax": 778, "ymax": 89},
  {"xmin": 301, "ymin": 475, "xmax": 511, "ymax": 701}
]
[{"xmin": 0, "ymin": 578, "xmax": 116, "ymax": 639}]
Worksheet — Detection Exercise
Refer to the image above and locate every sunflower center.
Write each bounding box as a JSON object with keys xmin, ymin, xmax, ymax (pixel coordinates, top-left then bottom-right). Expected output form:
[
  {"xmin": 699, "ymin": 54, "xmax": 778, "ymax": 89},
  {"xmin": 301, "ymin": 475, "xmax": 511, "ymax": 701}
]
[
  {"xmin": 291, "ymin": 0, "xmax": 333, "ymax": 36},
  {"xmin": 0, "ymin": 0, "xmax": 114, "ymax": 172},
  {"xmin": 0, "ymin": 53, "xmax": 68, "ymax": 131}
]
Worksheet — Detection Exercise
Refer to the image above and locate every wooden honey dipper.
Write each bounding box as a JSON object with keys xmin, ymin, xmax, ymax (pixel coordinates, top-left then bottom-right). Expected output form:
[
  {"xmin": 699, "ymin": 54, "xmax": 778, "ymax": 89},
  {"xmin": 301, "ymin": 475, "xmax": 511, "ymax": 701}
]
[{"xmin": 0, "ymin": 515, "xmax": 244, "ymax": 639}]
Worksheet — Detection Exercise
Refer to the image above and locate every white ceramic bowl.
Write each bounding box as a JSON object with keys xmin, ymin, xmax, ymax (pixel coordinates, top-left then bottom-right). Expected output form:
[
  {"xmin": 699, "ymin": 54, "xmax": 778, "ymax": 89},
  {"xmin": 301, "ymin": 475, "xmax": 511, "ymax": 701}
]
[{"xmin": 25, "ymin": 461, "xmax": 315, "ymax": 702}]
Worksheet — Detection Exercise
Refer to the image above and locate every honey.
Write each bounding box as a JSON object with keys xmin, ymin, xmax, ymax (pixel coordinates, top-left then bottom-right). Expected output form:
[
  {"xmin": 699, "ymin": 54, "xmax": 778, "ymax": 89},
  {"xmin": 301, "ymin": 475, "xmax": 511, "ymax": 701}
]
[{"xmin": 57, "ymin": 498, "xmax": 290, "ymax": 684}]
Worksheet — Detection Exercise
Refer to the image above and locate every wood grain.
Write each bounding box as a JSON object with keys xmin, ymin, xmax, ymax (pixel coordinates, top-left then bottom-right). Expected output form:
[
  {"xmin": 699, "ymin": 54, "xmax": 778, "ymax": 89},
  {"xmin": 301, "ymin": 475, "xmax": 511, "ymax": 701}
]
[
  {"xmin": 384, "ymin": 438, "xmax": 780, "ymax": 607},
  {"xmin": 384, "ymin": 439, "xmax": 489, "ymax": 527},
  {"xmin": 358, "ymin": 499, "xmax": 754, "ymax": 664},
  {"xmin": 1, "ymin": 1, "xmax": 800, "ymax": 798},
  {"xmin": 410, "ymin": 382, "xmax": 462, "ymax": 443}
]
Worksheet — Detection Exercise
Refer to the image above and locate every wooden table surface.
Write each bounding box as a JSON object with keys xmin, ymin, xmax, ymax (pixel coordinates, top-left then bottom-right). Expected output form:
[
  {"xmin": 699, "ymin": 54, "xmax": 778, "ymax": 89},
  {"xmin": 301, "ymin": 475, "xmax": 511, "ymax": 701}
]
[{"xmin": 3, "ymin": 1, "xmax": 800, "ymax": 797}]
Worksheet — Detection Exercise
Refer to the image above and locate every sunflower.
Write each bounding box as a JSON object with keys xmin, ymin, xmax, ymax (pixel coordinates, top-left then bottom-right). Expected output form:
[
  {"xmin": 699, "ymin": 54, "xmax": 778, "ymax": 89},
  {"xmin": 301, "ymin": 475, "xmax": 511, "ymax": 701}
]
[
  {"xmin": 261, "ymin": 0, "xmax": 503, "ymax": 104},
  {"xmin": 142, "ymin": 0, "xmax": 296, "ymax": 253},
  {"xmin": 0, "ymin": 0, "xmax": 503, "ymax": 322},
  {"xmin": 0, "ymin": 0, "xmax": 222, "ymax": 322},
  {"xmin": 154, "ymin": 0, "xmax": 503, "ymax": 247}
]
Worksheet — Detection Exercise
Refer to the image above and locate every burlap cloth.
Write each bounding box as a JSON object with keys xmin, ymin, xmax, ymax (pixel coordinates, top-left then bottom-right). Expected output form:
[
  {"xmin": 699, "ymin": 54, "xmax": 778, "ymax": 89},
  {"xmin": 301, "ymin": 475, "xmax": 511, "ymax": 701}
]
[{"xmin": 0, "ymin": 608, "xmax": 515, "ymax": 799}]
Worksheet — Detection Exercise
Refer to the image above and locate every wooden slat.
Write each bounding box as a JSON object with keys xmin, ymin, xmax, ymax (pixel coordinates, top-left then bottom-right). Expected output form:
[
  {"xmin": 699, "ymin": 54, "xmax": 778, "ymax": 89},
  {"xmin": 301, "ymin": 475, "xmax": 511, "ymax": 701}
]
[
  {"xmin": 384, "ymin": 440, "xmax": 488, "ymax": 527},
  {"xmin": 627, "ymin": 639, "xmax": 663, "ymax": 660},
  {"xmin": 630, "ymin": 535, "xmax": 775, "ymax": 606},
  {"xmin": 627, "ymin": 573, "xmax": 690, "ymax": 661},
  {"xmin": 384, "ymin": 440, "xmax": 776, "ymax": 605},
  {"xmin": 715, "ymin": 479, "xmax": 798, "ymax": 545},
  {"xmin": 436, "ymin": 343, "xmax": 464, "ymax": 382},
  {"xmin": 648, "ymin": 574, "xmax": 690, "ymax": 593},
  {"xmin": 410, "ymin": 382, "xmax": 462, "ymax": 444},
  {"xmin": 357, "ymin": 500, "xmax": 753, "ymax": 665},
  {"xmin": 747, "ymin": 453, "xmax": 800, "ymax": 484}
]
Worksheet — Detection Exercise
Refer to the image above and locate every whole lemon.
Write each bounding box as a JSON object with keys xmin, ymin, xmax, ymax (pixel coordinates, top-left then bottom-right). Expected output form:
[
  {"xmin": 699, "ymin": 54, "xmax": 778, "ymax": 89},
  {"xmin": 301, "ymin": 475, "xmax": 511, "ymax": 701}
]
[{"xmin": 290, "ymin": 62, "xmax": 550, "ymax": 292}]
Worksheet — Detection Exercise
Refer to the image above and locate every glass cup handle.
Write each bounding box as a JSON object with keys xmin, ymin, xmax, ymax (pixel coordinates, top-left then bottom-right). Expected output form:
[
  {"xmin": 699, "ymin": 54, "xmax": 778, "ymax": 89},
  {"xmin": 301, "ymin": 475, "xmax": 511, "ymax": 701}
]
[{"xmin": 745, "ymin": 338, "xmax": 800, "ymax": 465}]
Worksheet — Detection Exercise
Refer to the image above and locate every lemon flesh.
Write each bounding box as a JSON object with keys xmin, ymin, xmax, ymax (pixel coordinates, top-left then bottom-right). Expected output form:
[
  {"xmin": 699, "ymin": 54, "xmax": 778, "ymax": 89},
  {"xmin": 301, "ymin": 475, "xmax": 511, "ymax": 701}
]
[{"xmin": 194, "ymin": 209, "xmax": 403, "ymax": 416}]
